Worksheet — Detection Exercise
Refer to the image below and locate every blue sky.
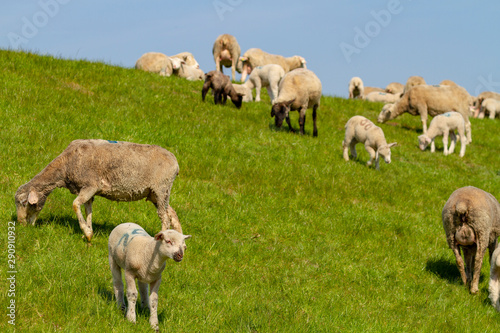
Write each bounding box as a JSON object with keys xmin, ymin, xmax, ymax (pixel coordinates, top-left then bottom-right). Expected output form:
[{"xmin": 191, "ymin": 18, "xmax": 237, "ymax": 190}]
[{"xmin": 2, "ymin": 0, "xmax": 500, "ymax": 97}]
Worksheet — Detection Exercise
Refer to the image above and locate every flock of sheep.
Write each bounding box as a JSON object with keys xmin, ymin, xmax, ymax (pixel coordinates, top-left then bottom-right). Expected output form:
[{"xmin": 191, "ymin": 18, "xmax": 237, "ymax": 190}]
[{"xmin": 13, "ymin": 33, "xmax": 500, "ymax": 329}]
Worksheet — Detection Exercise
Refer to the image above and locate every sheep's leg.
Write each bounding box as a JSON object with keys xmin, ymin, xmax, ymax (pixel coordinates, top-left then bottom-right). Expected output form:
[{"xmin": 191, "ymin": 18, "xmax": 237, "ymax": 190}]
[
  {"xmin": 138, "ymin": 281, "xmax": 150, "ymax": 310},
  {"xmin": 312, "ymin": 104, "xmax": 318, "ymax": 137},
  {"xmin": 442, "ymin": 130, "xmax": 450, "ymax": 155},
  {"xmin": 490, "ymin": 260, "xmax": 500, "ymax": 311},
  {"xmin": 452, "ymin": 245, "xmax": 468, "ymax": 285},
  {"xmin": 155, "ymin": 193, "xmax": 182, "ymax": 233},
  {"xmin": 241, "ymin": 64, "xmax": 248, "ymax": 82},
  {"xmin": 488, "ymin": 238, "xmax": 498, "ymax": 263},
  {"xmin": 470, "ymin": 245, "xmax": 486, "ymax": 294},
  {"xmin": 342, "ymin": 140, "xmax": 350, "ymax": 161},
  {"xmin": 419, "ymin": 106, "xmax": 428, "ymax": 134},
  {"xmin": 149, "ymin": 279, "xmax": 161, "ymax": 331},
  {"xmin": 72, "ymin": 187, "xmax": 97, "ymax": 241},
  {"xmin": 201, "ymin": 83, "xmax": 210, "ymax": 101},
  {"xmin": 430, "ymin": 139, "xmax": 436, "ymax": 153},
  {"xmin": 124, "ymin": 271, "xmax": 138, "ymax": 323},
  {"xmin": 109, "ymin": 257, "xmax": 125, "ymax": 312},
  {"xmin": 84, "ymin": 197, "xmax": 94, "ymax": 228},
  {"xmin": 269, "ymin": 84, "xmax": 279, "ymax": 104},
  {"xmin": 298, "ymin": 107, "xmax": 306, "ymax": 135},
  {"xmin": 255, "ymin": 80, "xmax": 262, "ymax": 102},
  {"xmin": 465, "ymin": 118, "xmax": 472, "ymax": 143},
  {"xmin": 349, "ymin": 140, "xmax": 358, "ymax": 160},
  {"xmin": 490, "ymin": 108, "xmax": 496, "ymax": 119},
  {"xmin": 448, "ymin": 131, "xmax": 456, "ymax": 155},
  {"xmin": 231, "ymin": 58, "xmax": 237, "ymax": 82},
  {"xmin": 285, "ymin": 115, "xmax": 295, "ymax": 133},
  {"xmin": 365, "ymin": 145, "xmax": 377, "ymax": 168}
]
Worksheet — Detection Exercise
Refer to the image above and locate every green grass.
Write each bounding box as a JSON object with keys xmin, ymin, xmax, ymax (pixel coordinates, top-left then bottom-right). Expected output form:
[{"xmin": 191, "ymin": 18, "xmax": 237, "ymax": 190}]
[{"xmin": 0, "ymin": 49, "xmax": 499, "ymax": 332}]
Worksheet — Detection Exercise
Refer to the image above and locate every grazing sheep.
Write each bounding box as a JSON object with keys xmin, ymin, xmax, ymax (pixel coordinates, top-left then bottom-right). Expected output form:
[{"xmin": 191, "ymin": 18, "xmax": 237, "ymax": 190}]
[
  {"xmin": 201, "ymin": 70, "xmax": 243, "ymax": 108},
  {"xmin": 213, "ymin": 34, "xmax": 241, "ymax": 82},
  {"xmin": 170, "ymin": 52, "xmax": 200, "ymax": 69},
  {"xmin": 239, "ymin": 48, "xmax": 306, "ymax": 82},
  {"xmin": 442, "ymin": 186, "xmax": 500, "ymax": 294},
  {"xmin": 417, "ymin": 111, "xmax": 467, "ymax": 157},
  {"xmin": 377, "ymin": 84, "xmax": 472, "ymax": 143},
  {"xmin": 174, "ymin": 62, "xmax": 205, "ymax": 81},
  {"xmin": 342, "ymin": 115, "xmax": 397, "ymax": 170},
  {"xmin": 348, "ymin": 77, "xmax": 364, "ymax": 99},
  {"xmin": 489, "ymin": 246, "xmax": 500, "ymax": 311},
  {"xmin": 135, "ymin": 52, "xmax": 182, "ymax": 77},
  {"xmin": 478, "ymin": 98, "xmax": 500, "ymax": 119},
  {"xmin": 233, "ymin": 64, "xmax": 285, "ymax": 103},
  {"xmin": 14, "ymin": 139, "xmax": 181, "ymax": 241},
  {"xmin": 475, "ymin": 91, "xmax": 500, "ymax": 118},
  {"xmin": 109, "ymin": 222, "xmax": 191, "ymax": 330},
  {"xmin": 271, "ymin": 68, "xmax": 321, "ymax": 136},
  {"xmin": 385, "ymin": 82, "xmax": 404, "ymax": 95},
  {"xmin": 364, "ymin": 92, "xmax": 400, "ymax": 103}
]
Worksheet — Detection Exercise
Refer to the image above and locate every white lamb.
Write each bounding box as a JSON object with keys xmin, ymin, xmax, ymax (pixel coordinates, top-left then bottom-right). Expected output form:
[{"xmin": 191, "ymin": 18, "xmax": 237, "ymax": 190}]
[
  {"xmin": 489, "ymin": 246, "xmax": 500, "ymax": 312},
  {"xmin": 478, "ymin": 98, "xmax": 500, "ymax": 119},
  {"xmin": 108, "ymin": 223, "xmax": 191, "ymax": 331},
  {"xmin": 417, "ymin": 111, "xmax": 467, "ymax": 157},
  {"xmin": 348, "ymin": 77, "xmax": 364, "ymax": 99},
  {"xmin": 173, "ymin": 62, "xmax": 205, "ymax": 81},
  {"xmin": 232, "ymin": 64, "xmax": 285, "ymax": 103},
  {"xmin": 342, "ymin": 115, "xmax": 397, "ymax": 170}
]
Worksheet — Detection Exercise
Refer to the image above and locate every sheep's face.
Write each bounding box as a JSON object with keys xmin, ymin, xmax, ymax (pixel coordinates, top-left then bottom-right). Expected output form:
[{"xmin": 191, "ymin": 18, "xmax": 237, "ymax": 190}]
[
  {"xmin": 377, "ymin": 104, "xmax": 394, "ymax": 123},
  {"xmin": 271, "ymin": 100, "xmax": 295, "ymax": 127},
  {"xmin": 154, "ymin": 230, "xmax": 192, "ymax": 262},
  {"xmin": 417, "ymin": 135, "xmax": 432, "ymax": 151},
  {"xmin": 15, "ymin": 188, "xmax": 46, "ymax": 225},
  {"xmin": 377, "ymin": 143, "xmax": 397, "ymax": 164}
]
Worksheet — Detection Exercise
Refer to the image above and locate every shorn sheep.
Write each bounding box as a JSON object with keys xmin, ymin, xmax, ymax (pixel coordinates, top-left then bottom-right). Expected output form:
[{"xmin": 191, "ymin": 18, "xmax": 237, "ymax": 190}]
[
  {"xmin": 489, "ymin": 246, "xmax": 500, "ymax": 311},
  {"xmin": 15, "ymin": 139, "xmax": 181, "ymax": 241},
  {"xmin": 271, "ymin": 68, "xmax": 321, "ymax": 136},
  {"xmin": 212, "ymin": 34, "xmax": 241, "ymax": 82},
  {"xmin": 239, "ymin": 48, "xmax": 306, "ymax": 82},
  {"xmin": 442, "ymin": 186, "xmax": 500, "ymax": 294},
  {"xmin": 342, "ymin": 115, "xmax": 397, "ymax": 170},
  {"xmin": 201, "ymin": 70, "xmax": 243, "ymax": 108},
  {"xmin": 417, "ymin": 111, "xmax": 467, "ymax": 157},
  {"xmin": 109, "ymin": 222, "xmax": 191, "ymax": 330},
  {"xmin": 377, "ymin": 84, "xmax": 472, "ymax": 143},
  {"xmin": 348, "ymin": 76, "xmax": 364, "ymax": 99}
]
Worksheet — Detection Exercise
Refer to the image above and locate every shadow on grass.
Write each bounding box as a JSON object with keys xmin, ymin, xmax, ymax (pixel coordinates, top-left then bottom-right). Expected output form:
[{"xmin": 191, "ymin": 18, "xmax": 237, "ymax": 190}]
[{"xmin": 425, "ymin": 257, "xmax": 485, "ymax": 286}]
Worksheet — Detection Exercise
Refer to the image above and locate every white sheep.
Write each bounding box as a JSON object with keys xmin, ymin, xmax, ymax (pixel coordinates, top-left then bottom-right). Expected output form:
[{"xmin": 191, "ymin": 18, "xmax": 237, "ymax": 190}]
[
  {"xmin": 478, "ymin": 98, "xmax": 500, "ymax": 119},
  {"xmin": 173, "ymin": 62, "xmax": 205, "ymax": 81},
  {"xmin": 442, "ymin": 186, "xmax": 500, "ymax": 294},
  {"xmin": 385, "ymin": 82, "xmax": 404, "ymax": 95},
  {"xmin": 401, "ymin": 75, "xmax": 426, "ymax": 95},
  {"xmin": 108, "ymin": 222, "xmax": 191, "ymax": 331},
  {"xmin": 489, "ymin": 246, "xmax": 500, "ymax": 312},
  {"xmin": 239, "ymin": 48, "xmax": 306, "ymax": 82},
  {"xmin": 135, "ymin": 52, "xmax": 182, "ymax": 77},
  {"xmin": 377, "ymin": 84, "xmax": 472, "ymax": 144},
  {"xmin": 271, "ymin": 68, "xmax": 321, "ymax": 136},
  {"xmin": 15, "ymin": 139, "xmax": 181, "ymax": 241},
  {"xmin": 212, "ymin": 34, "xmax": 241, "ymax": 82},
  {"xmin": 342, "ymin": 115, "xmax": 397, "ymax": 170},
  {"xmin": 170, "ymin": 52, "xmax": 200, "ymax": 69},
  {"xmin": 364, "ymin": 91, "xmax": 400, "ymax": 103},
  {"xmin": 348, "ymin": 77, "xmax": 364, "ymax": 99},
  {"xmin": 233, "ymin": 64, "xmax": 285, "ymax": 103},
  {"xmin": 417, "ymin": 111, "xmax": 467, "ymax": 157}
]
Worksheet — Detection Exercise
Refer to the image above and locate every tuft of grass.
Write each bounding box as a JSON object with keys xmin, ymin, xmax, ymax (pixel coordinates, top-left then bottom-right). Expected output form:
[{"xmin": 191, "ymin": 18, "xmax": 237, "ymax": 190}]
[{"xmin": 0, "ymin": 49, "xmax": 499, "ymax": 332}]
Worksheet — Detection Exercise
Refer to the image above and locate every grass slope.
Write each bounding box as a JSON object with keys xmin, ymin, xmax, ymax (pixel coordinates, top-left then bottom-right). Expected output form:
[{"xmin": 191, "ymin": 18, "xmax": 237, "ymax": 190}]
[{"xmin": 0, "ymin": 50, "xmax": 499, "ymax": 332}]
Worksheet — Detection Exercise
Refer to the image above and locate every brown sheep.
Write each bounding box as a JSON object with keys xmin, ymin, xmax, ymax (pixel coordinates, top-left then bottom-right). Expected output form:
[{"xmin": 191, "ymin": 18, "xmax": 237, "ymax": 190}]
[{"xmin": 201, "ymin": 70, "xmax": 243, "ymax": 108}]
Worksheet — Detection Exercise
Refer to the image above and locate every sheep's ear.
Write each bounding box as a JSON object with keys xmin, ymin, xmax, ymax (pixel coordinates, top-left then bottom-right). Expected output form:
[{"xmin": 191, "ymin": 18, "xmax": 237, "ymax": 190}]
[
  {"xmin": 184, "ymin": 235, "xmax": 192, "ymax": 240},
  {"xmin": 388, "ymin": 142, "xmax": 397, "ymax": 148},
  {"xmin": 154, "ymin": 232, "xmax": 164, "ymax": 241},
  {"xmin": 28, "ymin": 190, "xmax": 39, "ymax": 205}
]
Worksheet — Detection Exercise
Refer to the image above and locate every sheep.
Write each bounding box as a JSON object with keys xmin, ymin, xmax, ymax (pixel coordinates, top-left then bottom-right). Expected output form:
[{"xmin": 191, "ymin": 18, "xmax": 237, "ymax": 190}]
[
  {"xmin": 170, "ymin": 52, "xmax": 200, "ymax": 69},
  {"xmin": 363, "ymin": 86, "xmax": 385, "ymax": 96},
  {"xmin": 342, "ymin": 115, "xmax": 397, "ymax": 170},
  {"xmin": 14, "ymin": 139, "xmax": 181, "ymax": 242},
  {"xmin": 489, "ymin": 246, "xmax": 500, "ymax": 311},
  {"xmin": 108, "ymin": 222, "xmax": 191, "ymax": 330},
  {"xmin": 201, "ymin": 70, "xmax": 243, "ymax": 108},
  {"xmin": 417, "ymin": 111, "xmax": 467, "ymax": 157},
  {"xmin": 212, "ymin": 34, "xmax": 241, "ymax": 82},
  {"xmin": 173, "ymin": 62, "xmax": 205, "ymax": 81},
  {"xmin": 233, "ymin": 64, "xmax": 285, "ymax": 103},
  {"xmin": 364, "ymin": 91, "xmax": 400, "ymax": 103},
  {"xmin": 475, "ymin": 91, "xmax": 500, "ymax": 118},
  {"xmin": 239, "ymin": 48, "xmax": 306, "ymax": 82},
  {"xmin": 478, "ymin": 98, "xmax": 500, "ymax": 119},
  {"xmin": 385, "ymin": 82, "xmax": 404, "ymax": 95},
  {"xmin": 402, "ymin": 75, "xmax": 426, "ymax": 94},
  {"xmin": 442, "ymin": 186, "xmax": 500, "ymax": 294},
  {"xmin": 271, "ymin": 68, "xmax": 321, "ymax": 136},
  {"xmin": 377, "ymin": 84, "xmax": 472, "ymax": 144},
  {"xmin": 348, "ymin": 77, "xmax": 364, "ymax": 99},
  {"xmin": 135, "ymin": 52, "xmax": 182, "ymax": 77},
  {"xmin": 232, "ymin": 83, "xmax": 253, "ymax": 102},
  {"xmin": 439, "ymin": 79, "xmax": 458, "ymax": 87}
]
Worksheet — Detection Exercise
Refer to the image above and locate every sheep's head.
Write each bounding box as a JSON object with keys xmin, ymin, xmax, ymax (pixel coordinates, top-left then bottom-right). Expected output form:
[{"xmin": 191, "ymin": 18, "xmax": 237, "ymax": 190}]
[
  {"xmin": 15, "ymin": 186, "xmax": 46, "ymax": 225},
  {"xmin": 271, "ymin": 99, "xmax": 295, "ymax": 128},
  {"xmin": 377, "ymin": 142, "xmax": 397, "ymax": 164},
  {"xmin": 417, "ymin": 134, "xmax": 432, "ymax": 151},
  {"xmin": 154, "ymin": 230, "xmax": 192, "ymax": 262},
  {"xmin": 298, "ymin": 56, "xmax": 307, "ymax": 69},
  {"xmin": 377, "ymin": 103, "xmax": 395, "ymax": 123},
  {"xmin": 170, "ymin": 57, "xmax": 183, "ymax": 70}
]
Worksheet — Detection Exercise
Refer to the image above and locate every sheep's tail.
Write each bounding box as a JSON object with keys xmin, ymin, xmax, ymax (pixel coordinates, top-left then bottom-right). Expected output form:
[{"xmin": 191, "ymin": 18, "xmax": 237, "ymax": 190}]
[{"xmin": 455, "ymin": 200, "xmax": 469, "ymax": 222}]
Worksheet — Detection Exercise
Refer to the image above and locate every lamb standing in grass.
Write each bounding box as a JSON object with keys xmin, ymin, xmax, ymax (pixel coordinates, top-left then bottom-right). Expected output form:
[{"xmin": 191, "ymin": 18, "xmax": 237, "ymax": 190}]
[
  {"xmin": 342, "ymin": 116, "xmax": 397, "ymax": 170},
  {"xmin": 233, "ymin": 64, "xmax": 285, "ymax": 103},
  {"xmin": 489, "ymin": 246, "xmax": 500, "ymax": 311},
  {"xmin": 212, "ymin": 34, "xmax": 241, "ymax": 81},
  {"xmin": 417, "ymin": 111, "xmax": 467, "ymax": 157},
  {"xmin": 271, "ymin": 68, "xmax": 321, "ymax": 136},
  {"xmin": 478, "ymin": 98, "xmax": 500, "ymax": 119},
  {"xmin": 108, "ymin": 222, "xmax": 191, "ymax": 331},
  {"xmin": 15, "ymin": 139, "xmax": 181, "ymax": 241},
  {"xmin": 442, "ymin": 186, "xmax": 500, "ymax": 294},
  {"xmin": 201, "ymin": 70, "xmax": 243, "ymax": 108}
]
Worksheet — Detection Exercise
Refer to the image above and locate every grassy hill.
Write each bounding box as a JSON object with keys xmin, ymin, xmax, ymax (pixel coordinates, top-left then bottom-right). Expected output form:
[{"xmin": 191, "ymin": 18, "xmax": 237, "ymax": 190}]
[{"xmin": 1, "ymin": 49, "xmax": 499, "ymax": 332}]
